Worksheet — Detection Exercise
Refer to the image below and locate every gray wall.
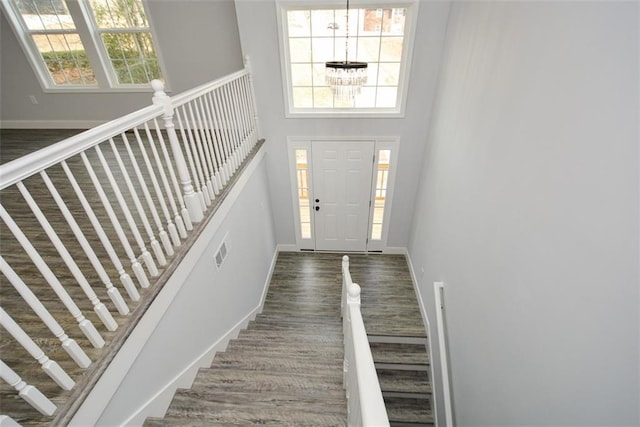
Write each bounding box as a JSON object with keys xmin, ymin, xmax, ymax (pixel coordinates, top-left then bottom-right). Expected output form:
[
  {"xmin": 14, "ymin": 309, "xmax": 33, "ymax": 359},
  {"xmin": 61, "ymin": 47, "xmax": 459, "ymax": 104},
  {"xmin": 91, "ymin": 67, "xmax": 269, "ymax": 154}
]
[
  {"xmin": 97, "ymin": 154, "xmax": 277, "ymax": 425},
  {"xmin": 234, "ymin": 0, "xmax": 450, "ymax": 248},
  {"xmin": 0, "ymin": 0, "xmax": 244, "ymax": 125},
  {"xmin": 408, "ymin": 2, "xmax": 639, "ymax": 425}
]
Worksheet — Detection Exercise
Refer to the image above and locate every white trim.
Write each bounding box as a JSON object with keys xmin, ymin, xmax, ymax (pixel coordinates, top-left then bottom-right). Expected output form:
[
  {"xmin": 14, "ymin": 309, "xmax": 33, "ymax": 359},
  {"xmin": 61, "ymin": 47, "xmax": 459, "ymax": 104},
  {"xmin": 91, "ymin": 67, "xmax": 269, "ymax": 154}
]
[
  {"xmin": 120, "ymin": 306, "xmax": 260, "ymax": 427},
  {"xmin": 0, "ymin": 0, "xmax": 168, "ymax": 91},
  {"xmin": 286, "ymin": 139, "xmax": 315, "ymax": 250},
  {"xmin": 434, "ymin": 281, "xmax": 453, "ymax": 427},
  {"xmin": 367, "ymin": 138, "xmax": 400, "ymax": 252},
  {"xmin": 276, "ymin": 0, "xmax": 419, "ymax": 117},
  {"xmin": 69, "ymin": 146, "xmax": 267, "ymax": 427},
  {"xmin": 287, "ymin": 135, "xmax": 399, "ymax": 252},
  {"xmin": 404, "ymin": 250, "xmax": 438, "ymax": 426},
  {"xmin": 0, "ymin": 120, "xmax": 107, "ymax": 129}
]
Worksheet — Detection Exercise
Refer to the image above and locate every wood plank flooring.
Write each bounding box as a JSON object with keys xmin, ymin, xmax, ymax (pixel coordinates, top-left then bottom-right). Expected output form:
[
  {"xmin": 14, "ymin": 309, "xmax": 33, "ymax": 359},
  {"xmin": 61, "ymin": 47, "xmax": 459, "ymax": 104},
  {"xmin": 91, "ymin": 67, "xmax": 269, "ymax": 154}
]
[
  {"xmin": 145, "ymin": 252, "xmax": 433, "ymax": 427},
  {"xmin": 0, "ymin": 129, "xmax": 263, "ymax": 425}
]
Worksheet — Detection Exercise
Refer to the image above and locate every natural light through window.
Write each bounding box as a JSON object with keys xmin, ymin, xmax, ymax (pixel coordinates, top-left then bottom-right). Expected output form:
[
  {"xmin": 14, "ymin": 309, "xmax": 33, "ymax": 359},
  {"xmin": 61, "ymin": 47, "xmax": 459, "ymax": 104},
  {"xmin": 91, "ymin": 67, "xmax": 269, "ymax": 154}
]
[
  {"xmin": 3, "ymin": 0, "xmax": 164, "ymax": 90},
  {"xmin": 280, "ymin": 3, "xmax": 415, "ymax": 114},
  {"xmin": 371, "ymin": 149, "xmax": 390, "ymax": 240},
  {"xmin": 295, "ymin": 149, "xmax": 312, "ymax": 239}
]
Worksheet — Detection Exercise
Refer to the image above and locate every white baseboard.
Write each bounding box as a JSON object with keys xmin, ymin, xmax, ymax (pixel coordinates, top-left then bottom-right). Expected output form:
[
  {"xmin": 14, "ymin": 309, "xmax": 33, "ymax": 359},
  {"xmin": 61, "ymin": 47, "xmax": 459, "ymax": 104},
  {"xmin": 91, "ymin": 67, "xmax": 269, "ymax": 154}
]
[
  {"xmin": 277, "ymin": 244, "xmax": 298, "ymax": 252},
  {"xmin": 121, "ymin": 306, "xmax": 261, "ymax": 426},
  {"xmin": 404, "ymin": 250, "xmax": 439, "ymax": 427},
  {"xmin": 0, "ymin": 120, "xmax": 107, "ymax": 129},
  {"xmin": 383, "ymin": 246, "xmax": 407, "ymax": 255}
]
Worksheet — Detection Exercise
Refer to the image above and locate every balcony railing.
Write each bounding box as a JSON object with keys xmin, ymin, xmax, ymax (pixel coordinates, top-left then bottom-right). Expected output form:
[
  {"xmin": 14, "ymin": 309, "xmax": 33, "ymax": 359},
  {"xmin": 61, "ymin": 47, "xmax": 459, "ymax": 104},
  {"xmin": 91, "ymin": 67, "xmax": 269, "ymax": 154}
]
[{"xmin": 0, "ymin": 64, "xmax": 260, "ymax": 424}]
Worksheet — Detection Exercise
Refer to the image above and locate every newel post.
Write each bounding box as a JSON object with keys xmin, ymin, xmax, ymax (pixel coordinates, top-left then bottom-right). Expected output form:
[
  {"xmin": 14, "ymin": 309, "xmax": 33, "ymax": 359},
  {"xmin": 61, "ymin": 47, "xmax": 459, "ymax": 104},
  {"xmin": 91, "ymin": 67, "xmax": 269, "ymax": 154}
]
[{"xmin": 151, "ymin": 80, "xmax": 204, "ymax": 224}]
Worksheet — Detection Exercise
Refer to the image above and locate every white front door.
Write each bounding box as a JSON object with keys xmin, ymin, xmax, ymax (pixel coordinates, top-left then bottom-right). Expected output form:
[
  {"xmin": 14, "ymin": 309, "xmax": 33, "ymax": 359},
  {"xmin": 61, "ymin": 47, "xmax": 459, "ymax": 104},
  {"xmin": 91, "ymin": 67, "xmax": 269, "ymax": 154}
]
[{"xmin": 311, "ymin": 141, "xmax": 375, "ymax": 251}]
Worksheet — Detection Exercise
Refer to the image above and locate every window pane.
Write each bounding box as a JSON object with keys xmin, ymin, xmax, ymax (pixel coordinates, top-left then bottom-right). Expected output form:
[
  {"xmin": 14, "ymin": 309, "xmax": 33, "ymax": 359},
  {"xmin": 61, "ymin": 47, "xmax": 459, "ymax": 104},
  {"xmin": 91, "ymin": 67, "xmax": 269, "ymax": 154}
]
[
  {"xmin": 290, "ymin": 38, "xmax": 311, "ymax": 63},
  {"xmin": 295, "ymin": 149, "xmax": 312, "ymax": 240},
  {"xmin": 376, "ymin": 87, "xmax": 397, "ymax": 108},
  {"xmin": 378, "ymin": 62, "xmax": 400, "ymax": 86},
  {"xmin": 313, "ymin": 87, "xmax": 333, "ymax": 108},
  {"xmin": 33, "ymin": 33, "xmax": 97, "ymax": 85},
  {"xmin": 89, "ymin": 0, "xmax": 149, "ymax": 28},
  {"xmin": 16, "ymin": 0, "xmax": 75, "ymax": 30},
  {"xmin": 357, "ymin": 37, "xmax": 380, "ymax": 62},
  {"xmin": 287, "ymin": 10, "xmax": 310, "ymax": 37},
  {"xmin": 284, "ymin": 6, "xmax": 410, "ymax": 111},
  {"xmin": 292, "ymin": 87, "xmax": 313, "ymax": 108},
  {"xmin": 379, "ymin": 37, "xmax": 403, "ymax": 62},
  {"xmin": 371, "ymin": 149, "xmax": 391, "ymax": 240},
  {"xmin": 101, "ymin": 32, "xmax": 161, "ymax": 84},
  {"xmin": 291, "ymin": 63, "xmax": 312, "ymax": 86},
  {"xmin": 311, "ymin": 9, "xmax": 336, "ymax": 37}
]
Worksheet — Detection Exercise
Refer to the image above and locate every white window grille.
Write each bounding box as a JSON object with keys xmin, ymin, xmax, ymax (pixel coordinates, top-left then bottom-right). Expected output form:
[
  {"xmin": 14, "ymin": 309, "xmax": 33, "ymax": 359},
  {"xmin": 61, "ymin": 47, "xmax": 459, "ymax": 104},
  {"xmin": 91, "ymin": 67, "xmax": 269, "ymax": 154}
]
[
  {"xmin": 2, "ymin": 0, "xmax": 165, "ymax": 91},
  {"xmin": 278, "ymin": 1, "xmax": 418, "ymax": 116}
]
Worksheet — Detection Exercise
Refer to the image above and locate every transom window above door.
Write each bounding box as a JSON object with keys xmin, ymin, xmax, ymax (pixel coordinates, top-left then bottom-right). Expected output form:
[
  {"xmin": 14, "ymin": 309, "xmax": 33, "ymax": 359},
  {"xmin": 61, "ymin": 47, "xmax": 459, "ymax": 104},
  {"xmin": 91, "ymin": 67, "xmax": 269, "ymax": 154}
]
[{"xmin": 277, "ymin": 1, "xmax": 418, "ymax": 117}]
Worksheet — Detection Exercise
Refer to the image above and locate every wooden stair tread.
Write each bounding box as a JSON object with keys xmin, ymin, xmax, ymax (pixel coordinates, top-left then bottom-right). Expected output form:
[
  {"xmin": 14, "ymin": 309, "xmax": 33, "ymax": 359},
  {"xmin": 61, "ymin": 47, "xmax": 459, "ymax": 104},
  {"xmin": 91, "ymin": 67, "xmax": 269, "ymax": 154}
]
[
  {"xmin": 384, "ymin": 396, "xmax": 434, "ymax": 424},
  {"xmin": 370, "ymin": 342, "xmax": 430, "ymax": 365},
  {"xmin": 377, "ymin": 369, "xmax": 432, "ymax": 394}
]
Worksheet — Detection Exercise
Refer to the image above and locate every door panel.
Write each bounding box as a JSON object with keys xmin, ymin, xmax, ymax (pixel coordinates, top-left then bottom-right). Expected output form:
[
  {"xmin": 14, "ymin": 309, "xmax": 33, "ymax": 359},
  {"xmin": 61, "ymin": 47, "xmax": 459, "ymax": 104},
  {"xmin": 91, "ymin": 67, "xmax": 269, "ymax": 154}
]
[{"xmin": 312, "ymin": 141, "xmax": 375, "ymax": 251}]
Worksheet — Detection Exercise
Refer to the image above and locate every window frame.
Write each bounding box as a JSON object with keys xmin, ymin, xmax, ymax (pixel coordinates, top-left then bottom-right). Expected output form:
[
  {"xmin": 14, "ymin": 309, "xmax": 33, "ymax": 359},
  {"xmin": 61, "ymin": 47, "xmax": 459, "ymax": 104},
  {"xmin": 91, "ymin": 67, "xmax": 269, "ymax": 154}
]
[
  {"xmin": 1, "ymin": 0, "xmax": 168, "ymax": 92},
  {"xmin": 276, "ymin": 0, "xmax": 419, "ymax": 118}
]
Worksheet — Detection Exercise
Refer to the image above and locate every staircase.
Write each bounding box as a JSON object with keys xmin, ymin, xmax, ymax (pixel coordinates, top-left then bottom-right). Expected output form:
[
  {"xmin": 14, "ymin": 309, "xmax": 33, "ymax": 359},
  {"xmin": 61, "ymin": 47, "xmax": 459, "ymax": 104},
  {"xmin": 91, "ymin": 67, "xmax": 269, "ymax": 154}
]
[
  {"xmin": 144, "ymin": 252, "xmax": 348, "ymax": 426},
  {"xmin": 370, "ymin": 337, "xmax": 433, "ymax": 427},
  {"xmin": 145, "ymin": 252, "xmax": 432, "ymax": 426}
]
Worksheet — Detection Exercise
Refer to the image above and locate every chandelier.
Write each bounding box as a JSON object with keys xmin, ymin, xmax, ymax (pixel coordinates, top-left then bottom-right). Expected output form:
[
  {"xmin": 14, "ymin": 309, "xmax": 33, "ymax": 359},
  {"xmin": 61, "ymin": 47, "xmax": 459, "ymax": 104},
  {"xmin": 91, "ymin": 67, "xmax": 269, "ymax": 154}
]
[{"xmin": 325, "ymin": 0, "xmax": 368, "ymax": 100}]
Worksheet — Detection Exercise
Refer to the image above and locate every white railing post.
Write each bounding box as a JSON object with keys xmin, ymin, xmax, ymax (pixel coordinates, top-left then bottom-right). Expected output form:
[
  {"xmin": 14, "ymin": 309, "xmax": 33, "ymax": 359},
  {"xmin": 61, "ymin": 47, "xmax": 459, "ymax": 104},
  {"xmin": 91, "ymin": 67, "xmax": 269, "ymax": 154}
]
[
  {"xmin": 151, "ymin": 79, "xmax": 204, "ymax": 224},
  {"xmin": 342, "ymin": 255, "xmax": 390, "ymax": 427},
  {"xmin": 244, "ymin": 56, "xmax": 261, "ymax": 139}
]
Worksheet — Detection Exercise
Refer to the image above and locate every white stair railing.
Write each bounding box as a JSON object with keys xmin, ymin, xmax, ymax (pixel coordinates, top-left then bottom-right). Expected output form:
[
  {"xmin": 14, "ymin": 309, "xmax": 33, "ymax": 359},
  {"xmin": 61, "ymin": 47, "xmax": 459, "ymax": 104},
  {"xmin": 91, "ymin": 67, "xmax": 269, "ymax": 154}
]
[
  {"xmin": 342, "ymin": 255, "xmax": 390, "ymax": 426},
  {"xmin": 0, "ymin": 65, "xmax": 261, "ymax": 421}
]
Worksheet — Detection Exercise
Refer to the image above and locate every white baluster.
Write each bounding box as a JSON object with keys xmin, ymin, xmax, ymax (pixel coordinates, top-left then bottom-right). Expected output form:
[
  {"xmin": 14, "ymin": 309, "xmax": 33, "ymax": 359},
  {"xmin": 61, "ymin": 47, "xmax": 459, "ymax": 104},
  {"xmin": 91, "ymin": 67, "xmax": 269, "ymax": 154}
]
[
  {"xmin": 242, "ymin": 73, "xmax": 258, "ymax": 151},
  {"xmin": 16, "ymin": 181, "xmax": 118, "ymax": 332},
  {"xmin": 187, "ymin": 102, "xmax": 213, "ymax": 205},
  {"xmin": 220, "ymin": 84, "xmax": 241, "ymax": 172},
  {"xmin": 40, "ymin": 170, "xmax": 130, "ymax": 315},
  {"xmin": 0, "ymin": 415, "xmax": 22, "ymax": 427},
  {"xmin": 120, "ymin": 131, "xmax": 173, "ymax": 259},
  {"xmin": 192, "ymin": 99, "xmax": 216, "ymax": 202},
  {"xmin": 202, "ymin": 92, "xmax": 225, "ymax": 192},
  {"xmin": 0, "ymin": 256, "xmax": 91, "ymax": 368},
  {"xmin": 230, "ymin": 79, "xmax": 249, "ymax": 160},
  {"xmin": 0, "ymin": 360, "xmax": 56, "ymax": 416},
  {"xmin": 93, "ymin": 146, "xmax": 159, "ymax": 277},
  {"xmin": 80, "ymin": 152, "xmax": 151, "ymax": 288},
  {"xmin": 234, "ymin": 77, "xmax": 251, "ymax": 159},
  {"xmin": 151, "ymin": 118, "xmax": 190, "ymax": 236},
  {"xmin": 107, "ymin": 137, "xmax": 166, "ymax": 267},
  {"xmin": 151, "ymin": 79, "xmax": 204, "ymax": 224},
  {"xmin": 133, "ymin": 126, "xmax": 176, "ymax": 255},
  {"xmin": 148, "ymin": 120, "xmax": 186, "ymax": 242},
  {"xmin": 61, "ymin": 161, "xmax": 141, "ymax": 300},
  {"xmin": 195, "ymin": 96, "xmax": 219, "ymax": 199},
  {"xmin": 0, "ymin": 205, "xmax": 105, "ymax": 348},
  {"xmin": 0, "ymin": 307, "xmax": 75, "ymax": 390},
  {"xmin": 175, "ymin": 106, "xmax": 207, "ymax": 211},
  {"xmin": 212, "ymin": 87, "xmax": 236, "ymax": 176},
  {"xmin": 206, "ymin": 91, "xmax": 230, "ymax": 186}
]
